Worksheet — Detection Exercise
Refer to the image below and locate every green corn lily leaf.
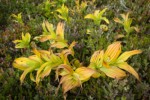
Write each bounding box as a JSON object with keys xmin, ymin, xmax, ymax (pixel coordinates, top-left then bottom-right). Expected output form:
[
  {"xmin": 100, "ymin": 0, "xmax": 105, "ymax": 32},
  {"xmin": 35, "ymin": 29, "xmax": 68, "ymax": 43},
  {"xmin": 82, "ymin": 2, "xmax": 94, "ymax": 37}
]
[
  {"xmin": 30, "ymin": 72, "xmax": 36, "ymax": 82},
  {"xmin": 11, "ymin": 13, "xmax": 24, "ymax": 25},
  {"xmin": 56, "ymin": 4, "xmax": 69, "ymax": 22},
  {"xmin": 114, "ymin": 12, "xmax": 139, "ymax": 36},
  {"xmin": 34, "ymin": 21, "xmax": 56, "ymax": 42},
  {"xmin": 85, "ymin": 8, "xmax": 109, "ymax": 25},
  {"xmin": 34, "ymin": 21, "xmax": 68, "ymax": 49},
  {"xmin": 13, "ymin": 33, "xmax": 31, "ymax": 48}
]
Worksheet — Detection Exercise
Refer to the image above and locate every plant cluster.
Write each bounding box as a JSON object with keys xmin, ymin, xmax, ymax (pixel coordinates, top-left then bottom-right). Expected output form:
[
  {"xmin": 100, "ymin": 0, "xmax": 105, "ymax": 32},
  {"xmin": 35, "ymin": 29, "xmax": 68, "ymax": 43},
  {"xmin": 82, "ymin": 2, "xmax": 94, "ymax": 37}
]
[
  {"xmin": 0, "ymin": 0, "xmax": 149, "ymax": 100},
  {"xmin": 13, "ymin": 4, "xmax": 142, "ymax": 99}
]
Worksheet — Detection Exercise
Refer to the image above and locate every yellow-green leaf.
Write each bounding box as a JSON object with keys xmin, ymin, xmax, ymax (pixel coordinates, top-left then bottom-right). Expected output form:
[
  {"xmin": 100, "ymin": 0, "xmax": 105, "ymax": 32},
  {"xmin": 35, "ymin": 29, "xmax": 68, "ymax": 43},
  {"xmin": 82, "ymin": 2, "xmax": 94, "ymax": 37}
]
[
  {"xmin": 90, "ymin": 50, "xmax": 104, "ymax": 69},
  {"xmin": 84, "ymin": 14, "xmax": 95, "ymax": 19},
  {"xmin": 100, "ymin": 66, "xmax": 126, "ymax": 79},
  {"xmin": 56, "ymin": 22, "xmax": 65, "ymax": 40},
  {"xmin": 29, "ymin": 55, "xmax": 43, "ymax": 64},
  {"xmin": 30, "ymin": 72, "xmax": 36, "ymax": 82},
  {"xmin": 56, "ymin": 64, "xmax": 74, "ymax": 81},
  {"xmin": 13, "ymin": 57, "xmax": 37, "ymax": 69},
  {"xmin": 60, "ymin": 73, "xmax": 81, "ymax": 94},
  {"xmin": 101, "ymin": 17, "xmax": 109, "ymax": 24},
  {"xmin": 36, "ymin": 62, "xmax": 51, "ymax": 84},
  {"xmin": 39, "ymin": 35, "xmax": 55, "ymax": 42},
  {"xmin": 13, "ymin": 33, "xmax": 31, "ymax": 48},
  {"xmin": 20, "ymin": 66, "xmax": 37, "ymax": 84},
  {"xmin": 117, "ymin": 62, "xmax": 140, "ymax": 81},
  {"xmin": 75, "ymin": 67, "xmax": 96, "ymax": 81},
  {"xmin": 117, "ymin": 50, "xmax": 142, "ymax": 63},
  {"xmin": 13, "ymin": 62, "xmax": 27, "ymax": 70},
  {"xmin": 51, "ymin": 42, "xmax": 68, "ymax": 49}
]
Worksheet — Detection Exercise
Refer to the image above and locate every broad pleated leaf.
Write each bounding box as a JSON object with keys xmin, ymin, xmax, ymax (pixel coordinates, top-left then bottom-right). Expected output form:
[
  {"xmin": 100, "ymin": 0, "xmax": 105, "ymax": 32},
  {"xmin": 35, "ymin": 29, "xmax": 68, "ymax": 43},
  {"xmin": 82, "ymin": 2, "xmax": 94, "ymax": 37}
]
[
  {"xmin": 20, "ymin": 66, "xmax": 37, "ymax": 84},
  {"xmin": 56, "ymin": 22, "xmax": 65, "ymax": 40},
  {"xmin": 13, "ymin": 57, "xmax": 41, "ymax": 84},
  {"xmin": 98, "ymin": 8, "xmax": 107, "ymax": 17},
  {"xmin": 30, "ymin": 72, "xmax": 36, "ymax": 82},
  {"xmin": 13, "ymin": 57, "xmax": 37, "ymax": 69},
  {"xmin": 89, "ymin": 50, "xmax": 104, "ymax": 69},
  {"xmin": 101, "ymin": 17, "xmax": 109, "ymax": 24},
  {"xmin": 100, "ymin": 66, "xmax": 126, "ymax": 79},
  {"xmin": 13, "ymin": 33, "xmax": 31, "ymax": 48},
  {"xmin": 85, "ymin": 8, "xmax": 108, "ymax": 25},
  {"xmin": 29, "ymin": 55, "xmax": 43, "ymax": 64},
  {"xmin": 56, "ymin": 64, "xmax": 74, "ymax": 81},
  {"xmin": 39, "ymin": 35, "xmax": 56, "ymax": 42},
  {"xmin": 90, "ymin": 50, "xmax": 104, "ymax": 63},
  {"xmin": 56, "ymin": 4, "xmax": 69, "ymax": 22},
  {"xmin": 114, "ymin": 12, "xmax": 139, "ymax": 34},
  {"xmin": 75, "ymin": 67, "xmax": 96, "ymax": 81},
  {"xmin": 51, "ymin": 42, "xmax": 68, "ymax": 48},
  {"xmin": 60, "ymin": 72, "xmax": 81, "ymax": 94},
  {"xmin": 84, "ymin": 14, "xmax": 95, "ymax": 19},
  {"xmin": 118, "ymin": 62, "xmax": 140, "ymax": 81},
  {"xmin": 45, "ymin": 21, "xmax": 55, "ymax": 35},
  {"xmin": 117, "ymin": 50, "xmax": 142, "ymax": 63},
  {"xmin": 13, "ymin": 63, "xmax": 27, "ymax": 71},
  {"xmin": 36, "ymin": 62, "xmax": 52, "ymax": 84},
  {"xmin": 32, "ymin": 49, "xmax": 52, "ymax": 62},
  {"xmin": 104, "ymin": 42, "xmax": 121, "ymax": 64}
]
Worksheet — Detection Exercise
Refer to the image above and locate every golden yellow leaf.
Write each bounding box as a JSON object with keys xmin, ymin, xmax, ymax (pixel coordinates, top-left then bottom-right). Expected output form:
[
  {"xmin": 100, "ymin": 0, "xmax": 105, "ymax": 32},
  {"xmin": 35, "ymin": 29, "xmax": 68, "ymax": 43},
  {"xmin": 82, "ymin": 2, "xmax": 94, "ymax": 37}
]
[
  {"xmin": 60, "ymin": 73, "xmax": 81, "ymax": 94},
  {"xmin": 114, "ymin": 17, "xmax": 122, "ymax": 24},
  {"xmin": 75, "ymin": 67, "xmax": 96, "ymax": 81},
  {"xmin": 100, "ymin": 66, "xmax": 126, "ymax": 79},
  {"xmin": 30, "ymin": 72, "xmax": 36, "ymax": 82},
  {"xmin": 104, "ymin": 42, "xmax": 121, "ymax": 64},
  {"xmin": 56, "ymin": 22, "xmax": 65, "ymax": 40},
  {"xmin": 118, "ymin": 62, "xmax": 140, "ymax": 81},
  {"xmin": 51, "ymin": 42, "xmax": 68, "ymax": 48},
  {"xmin": 20, "ymin": 66, "xmax": 37, "ymax": 84},
  {"xmin": 117, "ymin": 50, "xmax": 142, "ymax": 63}
]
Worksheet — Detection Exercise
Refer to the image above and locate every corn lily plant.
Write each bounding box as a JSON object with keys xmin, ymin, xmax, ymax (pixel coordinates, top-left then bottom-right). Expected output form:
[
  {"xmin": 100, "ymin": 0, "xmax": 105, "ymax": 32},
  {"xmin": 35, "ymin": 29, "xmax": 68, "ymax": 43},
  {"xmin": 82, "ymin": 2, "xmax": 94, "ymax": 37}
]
[
  {"xmin": 56, "ymin": 4, "xmax": 70, "ymax": 22},
  {"xmin": 13, "ymin": 40, "xmax": 76, "ymax": 85},
  {"xmin": 11, "ymin": 13, "xmax": 24, "ymax": 25},
  {"xmin": 56, "ymin": 64, "xmax": 99, "ymax": 100},
  {"xmin": 13, "ymin": 54, "xmax": 43, "ymax": 84},
  {"xmin": 84, "ymin": 8, "xmax": 109, "ymax": 25},
  {"xmin": 89, "ymin": 42, "xmax": 142, "ymax": 80},
  {"xmin": 34, "ymin": 21, "xmax": 68, "ymax": 48},
  {"xmin": 75, "ymin": 0, "xmax": 87, "ymax": 14},
  {"xmin": 13, "ymin": 32, "xmax": 31, "ymax": 48},
  {"xmin": 13, "ymin": 20, "xmax": 142, "ymax": 100},
  {"xmin": 114, "ymin": 12, "xmax": 139, "ymax": 36}
]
